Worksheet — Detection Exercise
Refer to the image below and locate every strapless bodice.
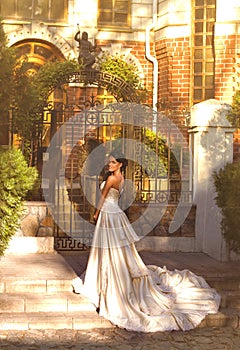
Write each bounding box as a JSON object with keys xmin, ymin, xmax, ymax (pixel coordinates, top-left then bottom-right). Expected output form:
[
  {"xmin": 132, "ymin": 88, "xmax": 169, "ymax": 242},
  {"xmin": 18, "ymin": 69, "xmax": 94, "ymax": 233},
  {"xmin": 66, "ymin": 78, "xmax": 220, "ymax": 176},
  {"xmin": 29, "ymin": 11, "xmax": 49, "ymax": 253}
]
[{"xmin": 100, "ymin": 181, "xmax": 121, "ymax": 212}]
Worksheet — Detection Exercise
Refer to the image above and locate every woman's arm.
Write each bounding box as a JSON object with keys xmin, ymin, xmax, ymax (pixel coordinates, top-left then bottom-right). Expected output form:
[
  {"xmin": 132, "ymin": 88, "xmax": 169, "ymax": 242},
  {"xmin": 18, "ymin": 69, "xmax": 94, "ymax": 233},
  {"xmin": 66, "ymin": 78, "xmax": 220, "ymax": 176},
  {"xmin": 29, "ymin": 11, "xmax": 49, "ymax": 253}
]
[{"xmin": 93, "ymin": 176, "xmax": 115, "ymax": 221}]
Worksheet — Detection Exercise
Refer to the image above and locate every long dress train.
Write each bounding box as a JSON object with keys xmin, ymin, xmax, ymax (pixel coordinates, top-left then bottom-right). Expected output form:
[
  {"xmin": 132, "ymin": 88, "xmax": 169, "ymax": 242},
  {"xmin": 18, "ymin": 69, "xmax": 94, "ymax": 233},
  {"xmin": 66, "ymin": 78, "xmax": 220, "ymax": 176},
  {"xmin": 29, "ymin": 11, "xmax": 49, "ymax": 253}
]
[{"xmin": 72, "ymin": 182, "xmax": 221, "ymax": 333}]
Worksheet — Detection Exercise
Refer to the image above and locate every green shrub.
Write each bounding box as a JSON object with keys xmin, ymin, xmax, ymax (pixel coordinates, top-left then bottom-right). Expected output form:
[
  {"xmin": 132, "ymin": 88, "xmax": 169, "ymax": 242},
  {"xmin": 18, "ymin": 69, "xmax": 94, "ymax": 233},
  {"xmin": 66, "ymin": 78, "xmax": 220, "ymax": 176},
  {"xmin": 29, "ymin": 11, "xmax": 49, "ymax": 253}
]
[
  {"xmin": 213, "ymin": 161, "xmax": 240, "ymax": 253},
  {"xmin": 0, "ymin": 147, "xmax": 38, "ymax": 256},
  {"xmin": 227, "ymin": 90, "xmax": 240, "ymax": 127},
  {"xmin": 96, "ymin": 51, "xmax": 142, "ymax": 88},
  {"xmin": 141, "ymin": 128, "xmax": 168, "ymax": 177},
  {"xmin": 95, "ymin": 51, "xmax": 147, "ymax": 101}
]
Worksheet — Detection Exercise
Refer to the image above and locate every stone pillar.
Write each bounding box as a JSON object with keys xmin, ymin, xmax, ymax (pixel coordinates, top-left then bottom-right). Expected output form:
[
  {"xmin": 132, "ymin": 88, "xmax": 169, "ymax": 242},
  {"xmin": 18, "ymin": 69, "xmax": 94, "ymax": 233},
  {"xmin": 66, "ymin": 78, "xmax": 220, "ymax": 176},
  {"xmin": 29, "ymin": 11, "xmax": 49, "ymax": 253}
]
[{"xmin": 189, "ymin": 99, "xmax": 235, "ymax": 261}]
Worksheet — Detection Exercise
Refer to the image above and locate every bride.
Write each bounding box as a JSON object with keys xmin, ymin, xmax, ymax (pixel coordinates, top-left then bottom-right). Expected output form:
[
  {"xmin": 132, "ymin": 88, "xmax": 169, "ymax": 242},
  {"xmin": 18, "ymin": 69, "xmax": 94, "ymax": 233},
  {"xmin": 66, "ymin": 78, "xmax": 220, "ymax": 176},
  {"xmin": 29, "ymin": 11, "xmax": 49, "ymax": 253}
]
[{"xmin": 72, "ymin": 150, "xmax": 220, "ymax": 333}]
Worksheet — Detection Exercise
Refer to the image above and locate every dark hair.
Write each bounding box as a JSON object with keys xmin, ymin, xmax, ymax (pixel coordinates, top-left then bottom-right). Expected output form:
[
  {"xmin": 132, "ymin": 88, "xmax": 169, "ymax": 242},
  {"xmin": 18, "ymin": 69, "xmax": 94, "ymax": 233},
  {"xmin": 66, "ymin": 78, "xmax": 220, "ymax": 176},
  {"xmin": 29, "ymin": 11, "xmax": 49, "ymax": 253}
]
[
  {"xmin": 102, "ymin": 150, "xmax": 128, "ymax": 181},
  {"xmin": 109, "ymin": 150, "xmax": 128, "ymax": 172}
]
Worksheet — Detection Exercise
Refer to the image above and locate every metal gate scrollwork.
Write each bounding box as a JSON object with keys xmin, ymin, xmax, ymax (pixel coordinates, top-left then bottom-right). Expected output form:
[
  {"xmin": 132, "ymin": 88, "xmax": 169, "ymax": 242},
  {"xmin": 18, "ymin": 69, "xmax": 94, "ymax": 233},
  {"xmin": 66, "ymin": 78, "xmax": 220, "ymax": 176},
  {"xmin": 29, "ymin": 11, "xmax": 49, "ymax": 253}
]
[{"xmin": 42, "ymin": 102, "xmax": 193, "ymax": 251}]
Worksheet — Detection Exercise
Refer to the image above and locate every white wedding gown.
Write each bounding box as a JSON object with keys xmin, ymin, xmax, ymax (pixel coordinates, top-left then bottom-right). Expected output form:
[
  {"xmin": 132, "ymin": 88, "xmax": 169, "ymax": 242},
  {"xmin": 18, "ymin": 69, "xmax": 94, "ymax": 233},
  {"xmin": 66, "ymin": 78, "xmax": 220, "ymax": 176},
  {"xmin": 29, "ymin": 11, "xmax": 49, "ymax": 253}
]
[{"xmin": 72, "ymin": 182, "xmax": 221, "ymax": 332}]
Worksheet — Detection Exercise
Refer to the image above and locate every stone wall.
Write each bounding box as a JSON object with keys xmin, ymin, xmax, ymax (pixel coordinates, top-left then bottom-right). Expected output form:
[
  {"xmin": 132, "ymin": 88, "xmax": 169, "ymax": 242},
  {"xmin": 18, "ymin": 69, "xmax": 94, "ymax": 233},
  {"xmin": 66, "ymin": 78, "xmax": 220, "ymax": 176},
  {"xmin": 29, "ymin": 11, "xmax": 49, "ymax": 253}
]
[
  {"xmin": 127, "ymin": 204, "xmax": 196, "ymax": 238},
  {"xmin": 16, "ymin": 202, "xmax": 54, "ymax": 238},
  {"xmin": 6, "ymin": 202, "xmax": 55, "ymax": 255}
]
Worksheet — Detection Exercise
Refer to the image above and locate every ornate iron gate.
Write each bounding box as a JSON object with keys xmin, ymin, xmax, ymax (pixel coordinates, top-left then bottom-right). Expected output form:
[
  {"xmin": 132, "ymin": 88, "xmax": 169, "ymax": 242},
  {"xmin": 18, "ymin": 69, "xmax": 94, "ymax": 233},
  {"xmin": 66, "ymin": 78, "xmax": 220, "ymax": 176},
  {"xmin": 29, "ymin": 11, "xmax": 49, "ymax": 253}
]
[{"xmin": 42, "ymin": 102, "xmax": 192, "ymax": 251}]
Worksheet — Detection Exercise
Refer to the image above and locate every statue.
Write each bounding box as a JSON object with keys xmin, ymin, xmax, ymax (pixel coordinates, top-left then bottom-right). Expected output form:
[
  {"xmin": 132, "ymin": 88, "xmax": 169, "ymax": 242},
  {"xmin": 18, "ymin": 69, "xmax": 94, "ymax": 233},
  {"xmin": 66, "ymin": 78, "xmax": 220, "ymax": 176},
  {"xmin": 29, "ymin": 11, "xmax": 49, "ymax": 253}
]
[{"xmin": 74, "ymin": 30, "xmax": 96, "ymax": 69}]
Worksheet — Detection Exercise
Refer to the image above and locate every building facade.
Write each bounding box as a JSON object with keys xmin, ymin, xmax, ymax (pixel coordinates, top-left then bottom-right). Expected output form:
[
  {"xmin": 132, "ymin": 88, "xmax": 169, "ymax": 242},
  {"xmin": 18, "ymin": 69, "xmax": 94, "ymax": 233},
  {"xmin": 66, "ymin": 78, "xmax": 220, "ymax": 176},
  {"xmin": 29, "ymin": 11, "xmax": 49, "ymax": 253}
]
[
  {"xmin": 1, "ymin": 0, "xmax": 240, "ymax": 155},
  {"xmin": 1, "ymin": 1, "xmax": 240, "ymax": 259},
  {"xmin": 0, "ymin": 2, "xmax": 239, "ymax": 115}
]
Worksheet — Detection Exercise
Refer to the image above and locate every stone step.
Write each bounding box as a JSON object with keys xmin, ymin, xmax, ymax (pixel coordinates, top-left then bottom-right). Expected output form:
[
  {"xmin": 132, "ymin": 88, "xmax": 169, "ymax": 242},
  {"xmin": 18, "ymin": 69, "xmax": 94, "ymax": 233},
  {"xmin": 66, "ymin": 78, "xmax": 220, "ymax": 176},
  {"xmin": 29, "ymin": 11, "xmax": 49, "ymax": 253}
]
[
  {"xmin": 2, "ymin": 292, "xmax": 239, "ymax": 315},
  {"xmin": 0, "ymin": 278, "xmax": 73, "ymax": 294},
  {"xmin": 205, "ymin": 277, "xmax": 240, "ymax": 292},
  {"xmin": 1, "ymin": 288, "xmax": 239, "ymax": 314},
  {"xmin": 221, "ymin": 290, "xmax": 240, "ymax": 309},
  {"xmin": 0, "ymin": 308, "xmax": 239, "ymax": 331},
  {"xmin": 0, "ymin": 311, "xmax": 113, "ymax": 331},
  {"xmin": 2, "ymin": 277, "xmax": 239, "ymax": 295},
  {"xmin": 0, "ymin": 292, "xmax": 95, "ymax": 313},
  {"xmin": 199, "ymin": 308, "xmax": 240, "ymax": 329}
]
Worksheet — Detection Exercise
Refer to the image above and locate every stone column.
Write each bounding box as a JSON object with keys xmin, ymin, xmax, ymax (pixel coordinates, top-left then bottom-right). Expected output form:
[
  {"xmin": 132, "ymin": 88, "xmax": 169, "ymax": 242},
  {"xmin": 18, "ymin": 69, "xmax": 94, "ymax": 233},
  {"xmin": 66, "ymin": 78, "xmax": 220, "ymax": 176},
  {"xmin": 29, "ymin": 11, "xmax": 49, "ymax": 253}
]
[{"xmin": 189, "ymin": 99, "xmax": 235, "ymax": 261}]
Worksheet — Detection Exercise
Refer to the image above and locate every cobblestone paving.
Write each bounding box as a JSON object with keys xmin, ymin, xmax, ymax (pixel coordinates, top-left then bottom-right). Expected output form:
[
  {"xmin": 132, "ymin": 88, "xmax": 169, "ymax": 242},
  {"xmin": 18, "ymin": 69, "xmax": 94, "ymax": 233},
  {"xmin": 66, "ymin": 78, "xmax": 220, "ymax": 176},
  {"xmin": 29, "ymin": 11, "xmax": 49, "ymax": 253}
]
[{"xmin": 0, "ymin": 326, "xmax": 239, "ymax": 350}]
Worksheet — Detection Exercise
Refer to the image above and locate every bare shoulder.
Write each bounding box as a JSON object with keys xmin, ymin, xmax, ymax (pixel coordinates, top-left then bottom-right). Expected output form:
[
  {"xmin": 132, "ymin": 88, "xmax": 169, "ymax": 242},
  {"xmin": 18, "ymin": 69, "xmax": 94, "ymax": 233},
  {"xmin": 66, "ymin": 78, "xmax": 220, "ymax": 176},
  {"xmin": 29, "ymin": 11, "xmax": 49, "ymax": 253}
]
[
  {"xmin": 101, "ymin": 175, "xmax": 116, "ymax": 195},
  {"xmin": 105, "ymin": 174, "xmax": 122, "ymax": 188},
  {"xmin": 105, "ymin": 175, "xmax": 116, "ymax": 187}
]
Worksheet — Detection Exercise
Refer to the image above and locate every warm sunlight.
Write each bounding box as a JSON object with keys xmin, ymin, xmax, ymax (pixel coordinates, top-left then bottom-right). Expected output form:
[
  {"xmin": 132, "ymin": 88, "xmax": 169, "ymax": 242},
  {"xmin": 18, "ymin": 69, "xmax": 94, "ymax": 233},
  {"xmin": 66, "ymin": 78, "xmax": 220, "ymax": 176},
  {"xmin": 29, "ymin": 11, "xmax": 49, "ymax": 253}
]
[{"xmin": 216, "ymin": 0, "xmax": 238, "ymax": 22}]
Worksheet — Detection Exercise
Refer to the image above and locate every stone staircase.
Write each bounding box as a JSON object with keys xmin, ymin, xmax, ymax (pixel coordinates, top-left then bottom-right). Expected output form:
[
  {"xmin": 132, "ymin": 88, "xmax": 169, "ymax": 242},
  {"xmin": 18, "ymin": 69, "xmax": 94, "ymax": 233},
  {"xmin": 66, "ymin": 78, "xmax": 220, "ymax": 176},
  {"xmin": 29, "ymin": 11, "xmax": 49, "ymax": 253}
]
[
  {"xmin": 199, "ymin": 275, "xmax": 240, "ymax": 328},
  {"xmin": 0, "ymin": 253, "xmax": 112, "ymax": 331},
  {"xmin": 0, "ymin": 293, "xmax": 111, "ymax": 330},
  {"xmin": 0, "ymin": 253, "xmax": 240, "ymax": 330}
]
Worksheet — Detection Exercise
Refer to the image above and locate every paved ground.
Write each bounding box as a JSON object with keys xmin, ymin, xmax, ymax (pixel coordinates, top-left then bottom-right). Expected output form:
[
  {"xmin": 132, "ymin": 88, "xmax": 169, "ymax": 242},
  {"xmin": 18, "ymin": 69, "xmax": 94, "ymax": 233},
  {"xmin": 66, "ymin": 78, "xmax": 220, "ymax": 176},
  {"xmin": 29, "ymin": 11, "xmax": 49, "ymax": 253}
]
[
  {"xmin": 0, "ymin": 326, "xmax": 239, "ymax": 349},
  {"xmin": 61, "ymin": 250, "xmax": 240, "ymax": 280},
  {"xmin": 1, "ymin": 250, "xmax": 240, "ymax": 282},
  {"xmin": 1, "ymin": 250, "xmax": 240, "ymax": 349}
]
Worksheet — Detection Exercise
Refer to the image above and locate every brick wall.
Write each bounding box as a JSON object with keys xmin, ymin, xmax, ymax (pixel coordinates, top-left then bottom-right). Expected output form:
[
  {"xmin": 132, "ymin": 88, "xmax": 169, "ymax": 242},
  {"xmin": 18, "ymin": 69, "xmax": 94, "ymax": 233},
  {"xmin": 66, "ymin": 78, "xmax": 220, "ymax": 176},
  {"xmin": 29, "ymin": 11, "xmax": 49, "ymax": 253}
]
[
  {"xmin": 154, "ymin": 37, "xmax": 191, "ymax": 142},
  {"xmin": 156, "ymin": 37, "xmax": 191, "ymax": 110},
  {"xmin": 214, "ymin": 35, "xmax": 236, "ymax": 104}
]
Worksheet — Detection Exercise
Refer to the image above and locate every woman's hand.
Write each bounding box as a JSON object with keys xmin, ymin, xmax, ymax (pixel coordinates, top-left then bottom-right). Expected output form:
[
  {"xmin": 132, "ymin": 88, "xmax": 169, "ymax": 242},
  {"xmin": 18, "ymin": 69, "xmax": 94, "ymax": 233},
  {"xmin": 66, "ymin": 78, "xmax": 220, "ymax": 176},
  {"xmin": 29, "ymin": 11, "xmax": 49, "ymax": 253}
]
[{"xmin": 93, "ymin": 211, "xmax": 99, "ymax": 222}]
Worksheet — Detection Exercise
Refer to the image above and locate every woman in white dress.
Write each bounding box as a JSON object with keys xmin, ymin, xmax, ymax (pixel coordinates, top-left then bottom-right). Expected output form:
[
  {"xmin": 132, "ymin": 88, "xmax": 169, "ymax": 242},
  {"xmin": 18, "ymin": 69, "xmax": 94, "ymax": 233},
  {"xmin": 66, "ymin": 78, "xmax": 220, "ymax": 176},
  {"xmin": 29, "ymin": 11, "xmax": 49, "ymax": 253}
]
[{"xmin": 73, "ymin": 151, "xmax": 221, "ymax": 333}]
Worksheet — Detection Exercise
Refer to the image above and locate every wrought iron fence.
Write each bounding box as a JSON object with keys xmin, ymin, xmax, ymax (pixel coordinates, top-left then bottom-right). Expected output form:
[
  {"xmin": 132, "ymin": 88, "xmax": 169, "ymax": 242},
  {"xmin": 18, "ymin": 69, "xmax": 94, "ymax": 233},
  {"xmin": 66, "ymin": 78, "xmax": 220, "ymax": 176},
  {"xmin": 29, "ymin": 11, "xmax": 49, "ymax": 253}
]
[{"xmin": 41, "ymin": 101, "xmax": 192, "ymax": 251}]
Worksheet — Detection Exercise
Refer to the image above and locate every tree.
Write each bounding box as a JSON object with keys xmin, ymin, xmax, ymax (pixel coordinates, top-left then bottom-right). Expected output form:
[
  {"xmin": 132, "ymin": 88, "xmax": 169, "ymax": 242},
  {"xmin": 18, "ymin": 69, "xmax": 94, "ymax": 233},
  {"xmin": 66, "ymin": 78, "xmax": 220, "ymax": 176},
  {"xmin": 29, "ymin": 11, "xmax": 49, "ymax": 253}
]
[
  {"xmin": 0, "ymin": 22, "xmax": 15, "ymax": 113},
  {"xmin": 13, "ymin": 58, "xmax": 81, "ymax": 140},
  {"xmin": 0, "ymin": 20, "xmax": 81, "ymax": 163}
]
